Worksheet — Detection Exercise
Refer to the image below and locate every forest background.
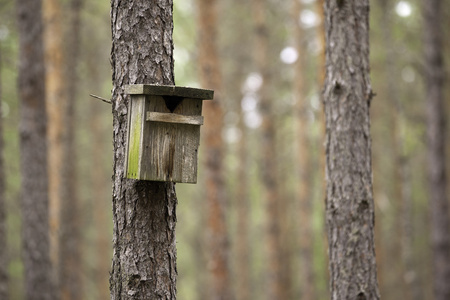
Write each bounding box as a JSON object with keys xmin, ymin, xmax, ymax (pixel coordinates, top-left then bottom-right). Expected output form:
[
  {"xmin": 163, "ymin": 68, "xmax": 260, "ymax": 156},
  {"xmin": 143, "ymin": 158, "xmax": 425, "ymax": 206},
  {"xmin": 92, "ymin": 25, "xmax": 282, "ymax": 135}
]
[{"xmin": 0, "ymin": 0, "xmax": 449, "ymax": 299}]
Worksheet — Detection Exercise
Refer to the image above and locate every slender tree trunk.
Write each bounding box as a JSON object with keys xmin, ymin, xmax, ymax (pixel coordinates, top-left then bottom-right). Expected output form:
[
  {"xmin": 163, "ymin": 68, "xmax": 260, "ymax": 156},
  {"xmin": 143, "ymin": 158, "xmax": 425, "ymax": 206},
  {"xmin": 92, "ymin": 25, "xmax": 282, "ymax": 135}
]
[
  {"xmin": 235, "ymin": 115, "xmax": 250, "ymax": 300},
  {"xmin": 316, "ymin": 2, "xmax": 331, "ymax": 297},
  {"xmin": 193, "ymin": 232, "xmax": 208, "ymax": 300},
  {"xmin": 423, "ymin": 1, "xmax": 450, "ymax": 299},
  {"xmin": 235, "ymin": 64, "xmax": 251, "ymax": 300},
  {"xmin": 43, "ymin": 1, "xmax": 66, "ymax": 287},
  {"xmin": 110, "ymin": 1, "xmax": 177, "ymax": 299},
  {"xmin": 323, "ymin": 0, "xmax": 380, "ymax": 299},
  {"xmin": 88, "ymin": 62, "xmax": 111, "ymax": 299},
  {"xmin": 90, "ymin": 88, "xmax": 110, "ymax": 299},
  {"xmin": 293, "ymin": 0, "xmax": 315, "ymax": 299},
  {"xmin": 235, "ymin": 65, "xmax": 251, "ymax": 300},
  {"xmin": 251, "ymin": 0, "xmax": 284, "ymax": 299},
  {"xmin": 378, "ymin": 0, "xmax": 409, "ymax": 297},
  {"xmin": 60, "ymin": 0, "xmax": 83, "ymax": 298},
  {"xmin": 17, "ymin": 0, "xmax": 54, "ymax": 298},
  {"xmin": 92, "ymin": 93, "xmax": 111, "ymax": 300},
  {"xmin": 399, "ymin": 157, "xmax": 421, "ymax": 300},
  {"xmin": 84, "ymin": 24, "xmax": 111, "ymax": 299},
  {"xmin": 0, "ymin": 43, "xmax": 7, "ymax": 300},
  {"xmin": 197, "ymin": 0, "xmax": 231, "ymax": 299}
]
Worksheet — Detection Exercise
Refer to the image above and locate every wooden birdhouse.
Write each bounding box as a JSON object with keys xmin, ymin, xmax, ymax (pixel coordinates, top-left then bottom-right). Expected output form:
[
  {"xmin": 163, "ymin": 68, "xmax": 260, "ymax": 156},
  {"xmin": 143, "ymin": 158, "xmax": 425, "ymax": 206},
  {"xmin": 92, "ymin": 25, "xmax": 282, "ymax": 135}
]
[{"xmin": 124, "ymin": 84, "xmax": 213, "ymax": 183}]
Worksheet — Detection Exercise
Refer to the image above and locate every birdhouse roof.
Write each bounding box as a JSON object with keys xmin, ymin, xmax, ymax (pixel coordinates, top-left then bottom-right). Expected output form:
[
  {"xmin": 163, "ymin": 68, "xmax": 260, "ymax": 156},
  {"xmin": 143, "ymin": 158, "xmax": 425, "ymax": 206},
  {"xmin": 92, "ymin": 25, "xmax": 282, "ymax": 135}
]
[{"xmin": 125, "ymin": 84, "xmax": 213, "ymax": 100}]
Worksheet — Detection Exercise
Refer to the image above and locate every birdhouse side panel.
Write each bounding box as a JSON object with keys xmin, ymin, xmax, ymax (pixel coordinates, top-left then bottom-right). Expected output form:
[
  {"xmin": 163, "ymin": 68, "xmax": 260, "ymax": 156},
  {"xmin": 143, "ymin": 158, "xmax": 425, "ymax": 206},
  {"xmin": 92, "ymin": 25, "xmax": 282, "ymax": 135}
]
[
  {"xmin": 125, "ymin": 95, "xmax": 146, "ymax": 179},
  {"xmin": 176, "ymin": 124, "xmax": 201, "ymax": 183}
]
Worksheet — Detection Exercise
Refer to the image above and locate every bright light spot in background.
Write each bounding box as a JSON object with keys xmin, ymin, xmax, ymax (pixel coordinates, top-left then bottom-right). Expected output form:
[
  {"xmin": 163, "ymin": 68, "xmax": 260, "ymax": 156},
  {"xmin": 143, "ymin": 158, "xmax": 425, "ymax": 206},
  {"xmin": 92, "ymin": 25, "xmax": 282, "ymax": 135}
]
[
  {"xmin": 174, "ymin": 47, "xmax": 189, "ymax": 65},
  {"xmin": 224, "ymin": 127, "xmax": 242, "ymax": 144},
  {"xmin": 0, "ymin": 26, "xmax": 9, "ymax": 41},
  {"xmin": 242, "ymin": 73, "xmax": 263, "ymax": 93},
  {"xmin": 241, "ymin": 94, "xmax": 258, "ymax": 112},
  {"xmin": 242, "ymin": 73, "xmax": 263, "ymax": 129},
  {"xmin": 174, "ymin": 47, "xmax": 193, "ymax": 85},
  {"xmin": 310, "ymin": 93, "xmax": 320, "ymax": 111},
  {"xmin": 301, "ymin": 0, "xmax": 315, "ymax": 4},
  {"xmin": 396, "ymin": 1, "xmax": 412, "ymax": 17},
  {"xmin": 402, "ymin": 66, "xmax": 416, "ymax": 83},
  {"xmin": 280, "ymin": 47, "xmax": 298, "ymax": 64},
  {"xmin": 244, "ymin": 111, "xmax": 262, "ymax": 129},
  {"xmin": 300, "ymin": 9, "xmax": 319, "ymax": 28},
  {"xmin": 177, "ymin": 0, "xmax": 193, "ymax": 13}
]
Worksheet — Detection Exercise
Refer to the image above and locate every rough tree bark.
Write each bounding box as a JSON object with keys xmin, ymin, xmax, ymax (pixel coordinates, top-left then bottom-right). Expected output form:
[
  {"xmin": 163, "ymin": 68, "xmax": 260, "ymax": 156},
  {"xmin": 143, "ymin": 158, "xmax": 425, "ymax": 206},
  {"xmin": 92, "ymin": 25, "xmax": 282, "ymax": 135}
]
[
  {"xmin": 110, "ymin": 1, "xmax": 177, "ymax": 299},
  {"xmin": 323, "ymin": 0, "xmax": 380, "ymax": 299},
  {"xmin": 17, "ymin": 0, "xmax": 55, "ymax": 298},
  {"xmin": 423, "ymin": 0, "xmax": 450, "ymax": 299},
  {"xmin": 197, "ymin": 0, "xmax": 231, "ymax": 299},
  {"xmin": 0, "ymin": 42, "xmax": 7, "ymax": 300},
  {"xmin": 60, "ymin": 0, "xmax": 83, "ymax": 298}
]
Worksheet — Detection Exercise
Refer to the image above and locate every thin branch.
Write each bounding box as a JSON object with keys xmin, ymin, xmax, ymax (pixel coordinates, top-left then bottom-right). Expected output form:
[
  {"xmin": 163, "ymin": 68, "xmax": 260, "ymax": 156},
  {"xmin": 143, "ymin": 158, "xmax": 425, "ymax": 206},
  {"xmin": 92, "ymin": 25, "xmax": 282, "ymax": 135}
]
[{"xmin": 89, "ymin": 94, "xmax": 112, "ymax": 104}]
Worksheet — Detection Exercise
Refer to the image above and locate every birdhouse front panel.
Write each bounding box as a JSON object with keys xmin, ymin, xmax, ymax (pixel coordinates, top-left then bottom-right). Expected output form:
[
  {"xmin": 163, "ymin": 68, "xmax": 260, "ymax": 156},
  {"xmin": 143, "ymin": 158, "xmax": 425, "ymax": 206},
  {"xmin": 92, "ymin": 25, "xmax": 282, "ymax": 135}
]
[{"xmin": 124, "ymin": 84, "xmax": 213, "ymax": 183}]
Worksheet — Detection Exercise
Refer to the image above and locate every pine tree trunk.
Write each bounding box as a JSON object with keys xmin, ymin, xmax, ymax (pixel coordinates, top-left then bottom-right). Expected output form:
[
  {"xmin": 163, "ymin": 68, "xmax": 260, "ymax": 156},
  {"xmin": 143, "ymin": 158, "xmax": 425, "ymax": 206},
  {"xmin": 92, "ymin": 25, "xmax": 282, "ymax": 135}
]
[
  {"xmin": 91, "ymin": 88, "xmax": 111, "ymax": 300},
  {"xmin": 293, "ymin": 0, "xmax": 315, "ymax": 299},
  {"xmin": 323, "ymin": 0, "xmax": 380, "ymax": 299},
  {"xmin": 251, "ymin": 0, "xmax": 284, "ymax": 298},
  {"xmin": 378, "ymin": 0, "xmax": 409, "ymax": 297},
  {"xmin": 423, "ymin": 1, "xmax": 450, "ymax": 299},
  {"xmin": 43, "ymin": 1, "xmax": 66, "ymax": 286},
  {"xmin": 17, "ymin": 0, "xmax": 55, "ymax": 298},
  {"xmin": 85, "ymin": 27, "xmax": 111, "ymax": 299},
  {"xmin": 235, "ymin": 70, "xmax": 250, "ymax": 300},
  {"xmin": 110, "ymin": 1, "xmax": 177, "ymax": 299},
  {"xmin": 0, "ymin": 43, "xmax": 7, "ymax": 300},
  {"xmin": 197, "ymin": 0, "xmax": 231, "ymax": 299},
  {"xmin": 235, "ymin": 117, "xmax": 250, "ymax": 300},
  {"xmin": 316, "ymin": 2, "xmax": 330, "ymax": 297},
  {"xmin": 60, "ymin": 0, "xmax": 83, "ymax": 298}
]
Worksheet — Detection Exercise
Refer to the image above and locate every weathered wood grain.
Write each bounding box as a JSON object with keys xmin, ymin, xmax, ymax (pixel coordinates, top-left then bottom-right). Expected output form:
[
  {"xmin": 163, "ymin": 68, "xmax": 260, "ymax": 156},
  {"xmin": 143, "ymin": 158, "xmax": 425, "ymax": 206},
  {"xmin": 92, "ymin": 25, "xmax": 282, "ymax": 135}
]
[
  {"xmin": 124, "ymin": 93, "xmax": 205, "ymax": 183},
  {"xmin": 146, "ymin": 112, "xmax": 204, "ymax": 125}
]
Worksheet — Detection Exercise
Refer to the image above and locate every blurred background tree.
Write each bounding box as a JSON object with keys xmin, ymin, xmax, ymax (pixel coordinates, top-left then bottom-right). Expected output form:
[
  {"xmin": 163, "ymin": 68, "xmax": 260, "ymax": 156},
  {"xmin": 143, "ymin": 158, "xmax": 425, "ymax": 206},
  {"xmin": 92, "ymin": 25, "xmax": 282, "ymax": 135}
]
[
  {"xmin": 16, "ymin": 0, "xmax": 54, "ymax": 298},
  {"xmin": 0, "ymin": 27, "xmax": 7, "ymax": 300},
  {"xmin": 0, "ymin": 0, "xmax": 448, "ymax": 299}
]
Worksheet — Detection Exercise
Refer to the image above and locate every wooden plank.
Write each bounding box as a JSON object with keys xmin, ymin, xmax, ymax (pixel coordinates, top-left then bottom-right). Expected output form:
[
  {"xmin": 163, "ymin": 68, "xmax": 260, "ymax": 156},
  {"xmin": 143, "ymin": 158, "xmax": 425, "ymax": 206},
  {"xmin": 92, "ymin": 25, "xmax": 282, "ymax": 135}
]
[
  {"xmin": 125, "ymin": 94, "xmax": 202, "ymax": 183},
  {"xmin": 146, "ymin": 112, "xmax": 204, "ymax": 125},
  {"xmin": 139, "ymin": 122, "xmax": 199, "ymax": 183},
  {"xmin": 125, "ymin": 95, "xmax": 146, "ymax": 179},
  {"xmin": 125, "ymin": 84, "xmax": 214, "ymax": 100}
]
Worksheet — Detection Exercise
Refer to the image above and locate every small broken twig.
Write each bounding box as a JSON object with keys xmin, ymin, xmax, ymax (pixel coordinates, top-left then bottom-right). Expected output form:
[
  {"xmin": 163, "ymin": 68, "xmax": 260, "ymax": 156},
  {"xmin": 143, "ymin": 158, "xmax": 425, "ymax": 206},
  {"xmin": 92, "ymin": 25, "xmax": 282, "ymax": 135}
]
[{"xmin": 89, "ymin": 94, "xmax": 112, "ymax": 104}]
